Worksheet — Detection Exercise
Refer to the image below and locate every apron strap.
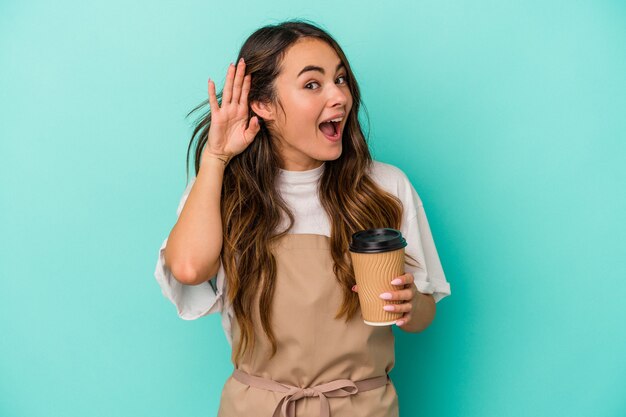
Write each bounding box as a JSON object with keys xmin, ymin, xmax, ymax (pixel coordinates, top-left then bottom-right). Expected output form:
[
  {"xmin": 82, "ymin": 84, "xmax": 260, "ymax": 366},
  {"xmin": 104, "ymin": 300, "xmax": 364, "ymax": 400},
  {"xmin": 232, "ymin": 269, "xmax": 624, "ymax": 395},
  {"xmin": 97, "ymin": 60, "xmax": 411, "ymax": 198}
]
[{"xmin": 232, "ymin": 368, "xmax": 389, "ymax": 417}]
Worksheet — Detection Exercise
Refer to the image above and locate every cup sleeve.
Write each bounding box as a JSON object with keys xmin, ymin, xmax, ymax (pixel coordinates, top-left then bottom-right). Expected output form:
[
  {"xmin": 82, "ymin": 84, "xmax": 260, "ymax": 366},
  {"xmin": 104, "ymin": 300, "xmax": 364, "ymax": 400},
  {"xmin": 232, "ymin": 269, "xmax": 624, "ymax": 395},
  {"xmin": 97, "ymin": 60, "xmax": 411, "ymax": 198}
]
[{"xmin": 153, "ymin": 178, "xmax": 226, "ymax": 319}]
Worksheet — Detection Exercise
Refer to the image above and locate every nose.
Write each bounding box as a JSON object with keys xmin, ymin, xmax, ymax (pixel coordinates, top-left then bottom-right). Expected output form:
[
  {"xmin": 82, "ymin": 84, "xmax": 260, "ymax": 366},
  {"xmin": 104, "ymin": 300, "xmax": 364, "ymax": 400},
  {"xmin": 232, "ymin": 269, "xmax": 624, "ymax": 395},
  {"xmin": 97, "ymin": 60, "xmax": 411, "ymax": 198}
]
[{"xmin": 327, "ymin": 82, "xmax": 349, "ymax": 107}]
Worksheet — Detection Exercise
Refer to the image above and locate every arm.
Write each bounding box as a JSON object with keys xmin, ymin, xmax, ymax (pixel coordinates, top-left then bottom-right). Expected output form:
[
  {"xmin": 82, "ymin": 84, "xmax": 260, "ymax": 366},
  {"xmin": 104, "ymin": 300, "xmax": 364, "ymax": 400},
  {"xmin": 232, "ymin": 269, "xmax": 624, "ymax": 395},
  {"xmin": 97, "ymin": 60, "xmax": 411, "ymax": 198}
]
[
  {"xmin": 164, "ymin": 58, "xmax": 260, "ymax": 286},
  {"xmin": 399, "ymin": 290, "xmax": 436, "ymax": 333},
  {"xmin": 164, "ymin": 155, "xmax": 226, "ymax": 285}
]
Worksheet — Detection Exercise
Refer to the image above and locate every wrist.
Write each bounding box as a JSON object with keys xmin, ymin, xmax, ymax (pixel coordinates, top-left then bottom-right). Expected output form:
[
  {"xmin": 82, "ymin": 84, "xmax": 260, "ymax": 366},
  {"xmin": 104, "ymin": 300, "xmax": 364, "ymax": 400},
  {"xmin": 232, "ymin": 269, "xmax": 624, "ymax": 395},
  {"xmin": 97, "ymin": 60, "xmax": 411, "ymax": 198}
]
[
  {"xmin": 201, "ymin": 151, "xmax": 232, "ymax": 169},
  {"xmin": 199, "ymin": 153, "xmax": 229, "ymax": 177}
]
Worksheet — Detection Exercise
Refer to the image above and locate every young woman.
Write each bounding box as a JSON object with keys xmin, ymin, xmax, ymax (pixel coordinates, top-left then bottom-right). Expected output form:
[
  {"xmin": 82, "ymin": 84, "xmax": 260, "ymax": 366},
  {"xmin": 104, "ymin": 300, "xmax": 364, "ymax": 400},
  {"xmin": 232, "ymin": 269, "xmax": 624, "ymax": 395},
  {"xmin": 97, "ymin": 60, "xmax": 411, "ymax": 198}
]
[{"xmin": 155, "ymin": 20, "xmax": 451, "ymax": 417}]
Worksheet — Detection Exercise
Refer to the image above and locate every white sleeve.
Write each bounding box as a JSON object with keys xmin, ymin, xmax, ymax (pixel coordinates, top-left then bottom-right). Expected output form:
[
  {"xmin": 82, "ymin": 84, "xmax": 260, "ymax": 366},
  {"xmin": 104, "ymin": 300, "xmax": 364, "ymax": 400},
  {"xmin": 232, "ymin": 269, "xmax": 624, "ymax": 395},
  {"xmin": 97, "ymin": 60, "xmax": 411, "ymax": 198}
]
[
  {"xmin": 153, "ymin": 177, "xmax": 226, "ymax": 319},
  {"xmin": 401, "ymin": 189, "xmax": 452, "ymax": 303}
]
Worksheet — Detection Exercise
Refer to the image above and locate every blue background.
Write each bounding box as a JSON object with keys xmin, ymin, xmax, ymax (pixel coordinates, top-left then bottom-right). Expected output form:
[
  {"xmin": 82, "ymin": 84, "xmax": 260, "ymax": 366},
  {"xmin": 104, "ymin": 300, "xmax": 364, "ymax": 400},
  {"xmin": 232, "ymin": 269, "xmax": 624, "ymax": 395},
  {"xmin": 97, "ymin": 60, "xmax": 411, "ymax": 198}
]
[{"xmin": 1, "ymin": 1, "xmax": 625, "ymax": 416}]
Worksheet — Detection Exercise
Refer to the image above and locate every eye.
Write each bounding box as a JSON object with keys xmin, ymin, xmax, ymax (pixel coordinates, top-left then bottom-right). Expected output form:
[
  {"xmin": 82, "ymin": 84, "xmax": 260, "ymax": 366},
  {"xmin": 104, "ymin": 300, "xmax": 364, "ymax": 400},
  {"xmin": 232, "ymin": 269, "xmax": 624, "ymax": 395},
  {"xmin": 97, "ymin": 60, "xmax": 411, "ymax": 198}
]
[{"xmin": 305, "ymin": 75, "xmax": 348, "ymax": 90}]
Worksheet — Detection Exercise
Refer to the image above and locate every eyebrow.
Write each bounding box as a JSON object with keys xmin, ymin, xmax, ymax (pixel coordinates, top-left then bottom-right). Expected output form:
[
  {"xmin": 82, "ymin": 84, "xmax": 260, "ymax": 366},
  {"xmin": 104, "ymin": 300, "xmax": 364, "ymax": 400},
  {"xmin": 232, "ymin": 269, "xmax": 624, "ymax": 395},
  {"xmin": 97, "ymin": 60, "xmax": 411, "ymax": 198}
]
[{"xmin": 297, "ymin": 62, "xmax": 345, "ymax": 77}]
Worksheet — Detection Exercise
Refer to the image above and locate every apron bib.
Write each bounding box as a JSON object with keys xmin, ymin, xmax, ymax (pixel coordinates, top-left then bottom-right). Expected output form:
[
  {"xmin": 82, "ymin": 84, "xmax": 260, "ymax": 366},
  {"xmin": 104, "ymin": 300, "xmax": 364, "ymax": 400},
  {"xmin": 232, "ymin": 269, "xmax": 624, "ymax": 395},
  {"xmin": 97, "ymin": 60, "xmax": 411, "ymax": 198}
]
[{"xmin": 217, "ymin": 234, "xmax": 399, "ymax": 417}]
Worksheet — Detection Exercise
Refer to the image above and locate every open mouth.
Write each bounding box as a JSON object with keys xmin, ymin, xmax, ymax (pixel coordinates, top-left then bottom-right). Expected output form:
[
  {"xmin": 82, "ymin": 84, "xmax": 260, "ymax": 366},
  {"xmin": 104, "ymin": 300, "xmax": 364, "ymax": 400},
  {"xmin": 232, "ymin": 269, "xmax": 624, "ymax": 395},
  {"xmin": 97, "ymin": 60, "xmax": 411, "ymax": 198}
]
[{"xmin": 318, "ymin": 121, "xmax": 341, "ymax": 139}]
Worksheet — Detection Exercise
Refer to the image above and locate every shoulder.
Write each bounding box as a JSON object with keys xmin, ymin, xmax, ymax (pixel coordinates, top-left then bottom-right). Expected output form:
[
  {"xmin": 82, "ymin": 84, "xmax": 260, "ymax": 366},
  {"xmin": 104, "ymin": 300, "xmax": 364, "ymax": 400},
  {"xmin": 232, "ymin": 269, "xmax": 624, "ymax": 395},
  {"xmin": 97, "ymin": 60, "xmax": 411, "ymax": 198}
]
[
  {"xmin": 368, "ymin": 160, "xmax": 423, "ymax": 207},
  {"xmin": 367, "ymin": 160, "xmax": 424, "ymax": 222},
  {"xmin": 369, "ymin": 160, "xmax": 407, "ymax": 182}
]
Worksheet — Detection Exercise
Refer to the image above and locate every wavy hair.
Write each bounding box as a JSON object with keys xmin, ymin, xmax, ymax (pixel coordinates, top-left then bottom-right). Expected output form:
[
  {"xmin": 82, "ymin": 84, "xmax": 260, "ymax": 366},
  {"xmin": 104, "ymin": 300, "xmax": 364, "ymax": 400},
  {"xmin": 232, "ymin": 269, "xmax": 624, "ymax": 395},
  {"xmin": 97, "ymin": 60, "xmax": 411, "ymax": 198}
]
[{"xmin": 185, "ymin": 19, "xmax": 417, "ymax": 365}]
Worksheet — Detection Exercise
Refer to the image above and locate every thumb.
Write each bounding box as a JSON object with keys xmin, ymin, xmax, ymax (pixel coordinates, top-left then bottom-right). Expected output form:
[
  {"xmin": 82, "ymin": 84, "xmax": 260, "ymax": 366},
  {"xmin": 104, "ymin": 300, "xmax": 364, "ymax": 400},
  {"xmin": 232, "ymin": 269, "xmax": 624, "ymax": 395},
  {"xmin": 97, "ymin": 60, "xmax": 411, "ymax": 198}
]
[{"xmin": 244, "ymin": 116, "xmax": 261, "ymax": 143}]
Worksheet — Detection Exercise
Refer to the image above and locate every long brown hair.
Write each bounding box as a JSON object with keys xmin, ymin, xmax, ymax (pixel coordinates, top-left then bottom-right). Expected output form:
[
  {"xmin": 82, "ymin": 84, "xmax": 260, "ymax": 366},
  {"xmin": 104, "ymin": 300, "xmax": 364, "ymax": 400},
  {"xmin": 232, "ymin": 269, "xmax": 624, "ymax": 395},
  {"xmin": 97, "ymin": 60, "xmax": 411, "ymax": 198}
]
[{"xmin": 185, "ymin": 19, "xmax": 417, "ymax": 365}]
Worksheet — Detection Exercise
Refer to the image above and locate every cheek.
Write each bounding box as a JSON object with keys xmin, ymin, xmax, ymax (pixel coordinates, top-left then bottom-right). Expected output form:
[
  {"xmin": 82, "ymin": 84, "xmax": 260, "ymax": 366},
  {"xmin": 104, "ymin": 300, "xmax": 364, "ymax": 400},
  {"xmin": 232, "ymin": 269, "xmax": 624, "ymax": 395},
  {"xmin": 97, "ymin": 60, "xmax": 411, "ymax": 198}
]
[
  {"xmin": 282, "ymin": 96, "xmax": 318, "ymax": 124},
  {"xmin": 290, "ymin": 105, "xmax": 322, "ymax": 129}
]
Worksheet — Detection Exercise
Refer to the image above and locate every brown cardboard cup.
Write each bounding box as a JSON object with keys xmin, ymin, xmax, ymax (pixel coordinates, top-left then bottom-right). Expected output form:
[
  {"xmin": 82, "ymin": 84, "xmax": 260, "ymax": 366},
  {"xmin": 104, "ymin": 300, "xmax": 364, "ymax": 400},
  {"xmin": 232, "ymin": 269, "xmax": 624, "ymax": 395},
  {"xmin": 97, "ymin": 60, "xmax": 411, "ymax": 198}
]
[{"xmin": 349, "ymin": 228, "xmax": 407, "ymax": 326}]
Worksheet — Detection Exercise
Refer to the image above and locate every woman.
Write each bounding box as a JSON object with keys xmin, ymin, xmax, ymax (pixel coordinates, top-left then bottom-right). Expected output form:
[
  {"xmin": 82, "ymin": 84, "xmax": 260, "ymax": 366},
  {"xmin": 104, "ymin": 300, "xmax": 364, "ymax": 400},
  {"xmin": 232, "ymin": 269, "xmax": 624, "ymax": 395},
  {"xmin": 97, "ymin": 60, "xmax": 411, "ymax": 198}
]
[{"xmin": 155, "ymin": 20, "xmax": 451, "ymax": 417}]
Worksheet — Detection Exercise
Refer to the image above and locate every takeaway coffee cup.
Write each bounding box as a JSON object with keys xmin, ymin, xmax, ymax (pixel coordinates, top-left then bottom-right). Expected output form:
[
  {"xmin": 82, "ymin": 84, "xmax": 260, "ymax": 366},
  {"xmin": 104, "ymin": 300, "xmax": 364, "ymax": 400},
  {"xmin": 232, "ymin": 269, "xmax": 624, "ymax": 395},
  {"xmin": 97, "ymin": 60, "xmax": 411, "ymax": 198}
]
[{"xmin": 349, "ymin": 228, "xmax": 407, "ymax": 326}]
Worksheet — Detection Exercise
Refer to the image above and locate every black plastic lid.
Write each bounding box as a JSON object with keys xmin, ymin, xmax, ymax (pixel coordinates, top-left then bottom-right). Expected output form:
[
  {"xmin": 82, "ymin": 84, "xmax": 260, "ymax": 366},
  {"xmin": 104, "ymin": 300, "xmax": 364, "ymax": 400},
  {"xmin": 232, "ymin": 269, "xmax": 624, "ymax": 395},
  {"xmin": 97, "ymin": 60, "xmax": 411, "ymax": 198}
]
[{"xmin": 349, "ymin": 228, "xmax": 407, "ymax": 253}]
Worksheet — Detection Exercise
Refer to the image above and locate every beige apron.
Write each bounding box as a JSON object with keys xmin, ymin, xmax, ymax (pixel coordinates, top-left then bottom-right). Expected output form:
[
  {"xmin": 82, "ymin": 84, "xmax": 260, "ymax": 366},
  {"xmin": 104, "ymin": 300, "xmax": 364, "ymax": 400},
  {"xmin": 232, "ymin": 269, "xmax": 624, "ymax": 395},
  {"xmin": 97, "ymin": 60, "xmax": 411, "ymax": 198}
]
[{"xmin": 217, "ymin": 234, "xmax": 399, "ymax": 417}]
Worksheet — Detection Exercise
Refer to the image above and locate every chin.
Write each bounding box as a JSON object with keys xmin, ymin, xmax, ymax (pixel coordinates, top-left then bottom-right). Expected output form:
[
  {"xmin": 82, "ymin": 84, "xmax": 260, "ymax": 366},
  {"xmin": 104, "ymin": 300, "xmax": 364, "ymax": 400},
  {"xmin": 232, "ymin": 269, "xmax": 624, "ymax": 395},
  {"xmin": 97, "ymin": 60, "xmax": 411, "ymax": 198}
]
[{"xmin": 325, "ymin": 148, "xmax": 343, "ymax": 162}]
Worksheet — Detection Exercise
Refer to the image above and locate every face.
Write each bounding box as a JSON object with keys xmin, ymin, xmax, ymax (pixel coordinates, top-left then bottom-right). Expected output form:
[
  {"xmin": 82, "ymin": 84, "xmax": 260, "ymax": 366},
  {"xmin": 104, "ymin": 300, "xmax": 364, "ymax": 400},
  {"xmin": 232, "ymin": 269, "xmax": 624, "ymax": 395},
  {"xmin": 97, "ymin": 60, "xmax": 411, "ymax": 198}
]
[{"xmin": 256, "ymin": 38, "xmax": 353, "ymax": 171}]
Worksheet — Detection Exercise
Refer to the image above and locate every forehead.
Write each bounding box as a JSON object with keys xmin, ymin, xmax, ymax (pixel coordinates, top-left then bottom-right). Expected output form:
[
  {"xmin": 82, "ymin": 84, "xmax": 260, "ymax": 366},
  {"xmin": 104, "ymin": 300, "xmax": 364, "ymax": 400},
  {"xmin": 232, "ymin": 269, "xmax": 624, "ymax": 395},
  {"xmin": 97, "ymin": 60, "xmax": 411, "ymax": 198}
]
[{"xmin": 279, "ymin": 38, "xmax": 342, "ymax": 77}]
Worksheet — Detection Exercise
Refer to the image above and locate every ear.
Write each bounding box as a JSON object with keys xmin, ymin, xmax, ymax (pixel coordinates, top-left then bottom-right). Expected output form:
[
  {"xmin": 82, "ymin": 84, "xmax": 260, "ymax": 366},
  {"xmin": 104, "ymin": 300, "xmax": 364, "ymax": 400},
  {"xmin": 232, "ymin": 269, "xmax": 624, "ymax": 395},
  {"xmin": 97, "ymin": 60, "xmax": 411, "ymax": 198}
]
[{"xmin": 250, "ymin": 100, "xmax": 276, "ymax": 122}]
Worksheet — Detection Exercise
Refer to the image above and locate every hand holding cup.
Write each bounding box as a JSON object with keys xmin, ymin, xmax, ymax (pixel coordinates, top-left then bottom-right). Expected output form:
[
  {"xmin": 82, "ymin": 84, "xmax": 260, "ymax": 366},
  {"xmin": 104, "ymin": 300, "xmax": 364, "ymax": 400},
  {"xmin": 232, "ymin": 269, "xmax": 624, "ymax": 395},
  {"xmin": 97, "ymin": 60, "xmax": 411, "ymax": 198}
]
[
  {"xmin": 349, "ymin": 228, "xmax": 409, "ymax": 326},
  {"xmin": 352, "ymin": 272, "xmax": 417, "ymax": 326}
]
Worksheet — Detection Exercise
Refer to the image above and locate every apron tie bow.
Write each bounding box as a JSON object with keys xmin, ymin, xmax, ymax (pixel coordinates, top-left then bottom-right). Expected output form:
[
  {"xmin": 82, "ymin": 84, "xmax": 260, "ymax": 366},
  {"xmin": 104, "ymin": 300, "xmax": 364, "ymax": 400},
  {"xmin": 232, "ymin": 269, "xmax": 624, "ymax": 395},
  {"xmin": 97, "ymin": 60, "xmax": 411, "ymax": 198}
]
[
  {"xmin": 278, "ymin": 379, "xmax": 358, "ymax": 417},
  {"xmin": 232, "ymin": 369, "xmax": 388, "ymax": 417}
]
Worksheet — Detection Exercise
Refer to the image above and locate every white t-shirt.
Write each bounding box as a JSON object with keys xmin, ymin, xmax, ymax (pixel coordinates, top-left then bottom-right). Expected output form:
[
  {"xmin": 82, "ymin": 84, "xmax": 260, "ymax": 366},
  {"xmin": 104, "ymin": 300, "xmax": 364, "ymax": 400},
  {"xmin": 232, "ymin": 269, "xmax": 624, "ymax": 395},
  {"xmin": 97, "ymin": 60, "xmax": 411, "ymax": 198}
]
[{"xmin": 154, "ymin": 160, "xmax": 451, "ymax": 346}]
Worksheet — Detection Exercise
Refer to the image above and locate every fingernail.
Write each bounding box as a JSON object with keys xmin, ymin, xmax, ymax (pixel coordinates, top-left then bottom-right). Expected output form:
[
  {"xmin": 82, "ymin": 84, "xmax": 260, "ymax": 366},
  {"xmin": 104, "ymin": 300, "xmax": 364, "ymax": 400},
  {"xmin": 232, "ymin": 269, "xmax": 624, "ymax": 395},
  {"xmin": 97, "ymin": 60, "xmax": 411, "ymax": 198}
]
[
  {"xmin": 396, "ymin": 320, "xmax": 405, "ymax": 326},
  {"xmin": 239, "ymin": 57, "xmax": 244, "ymax": 63},
  {"xmin": 351, "ymin": 285, "xmax": 356, "ymax": 291},
  {"xmin": 380, "ymin": 293, "xmax": 392, "ymax": 300},
  {"xmin": 391, "ymin": 278, "xmax": 402, "ymax": 285},
  {"xmin": 383, "ymin": 305, "xmax": 394, "ymax": 311}
]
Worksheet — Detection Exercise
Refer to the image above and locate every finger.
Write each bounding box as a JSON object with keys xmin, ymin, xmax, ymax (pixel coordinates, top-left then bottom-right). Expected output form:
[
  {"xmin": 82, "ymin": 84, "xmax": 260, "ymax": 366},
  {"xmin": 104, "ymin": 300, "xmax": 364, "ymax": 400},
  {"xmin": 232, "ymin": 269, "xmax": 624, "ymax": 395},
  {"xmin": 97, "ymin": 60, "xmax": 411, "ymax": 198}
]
[
  {"xmin": 222, "ymin": 62, "xmax": 235, "ymax": 104},
  {"xmin": 239, "ymin": 74, "xmax": 251, "ymax": 109},
  {"xmin": 391, "ymin": 272, "xmax": 413, "ymax": 286},
  {"xmin": 382, "ymin": 302, "xmax": 413, "ymax": 313},
  {"xmin": 232, "ymin": 58, "xmax": 246, "ymax": 105},
  {"xmin": 380, "ymin": 288, "xmax": 413, "ymax": 301},
  {"xmin": 396, "ymin": 314, "xmax": 411, "ymax": 326},
  {"xmin": 208, "ymin": 78, "xmax": 219, "ymax": 113},
  {"xmin": 352, "ymin": 284, "xmax": 358, "ymax": 292},
  {"xmin": 243, "ymin": 116, "xmax": 260, "ymax": 144},
  {"xmin": 402, "ymin": 287, "xmax": 416, "ymax": 301}
]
